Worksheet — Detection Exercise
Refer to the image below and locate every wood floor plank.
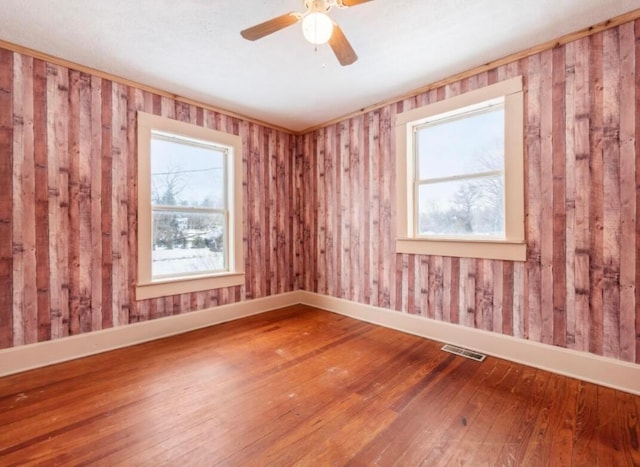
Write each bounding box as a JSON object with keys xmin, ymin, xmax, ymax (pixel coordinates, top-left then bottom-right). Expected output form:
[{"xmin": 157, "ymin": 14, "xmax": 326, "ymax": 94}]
[
  {"xmin": 469, "ymin": 366, "xmax": 547, "ymax": 466},
  {"xmin": 0, "ymin": 305, "xmax": 638, "ymax": 466}
]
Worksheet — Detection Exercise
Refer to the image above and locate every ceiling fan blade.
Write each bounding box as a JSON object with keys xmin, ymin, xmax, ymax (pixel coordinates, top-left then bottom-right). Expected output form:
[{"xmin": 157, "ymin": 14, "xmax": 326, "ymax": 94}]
[
  {"xmin": 240, "ymin": 13, "xmax": 300, "ymax": 41},
  {"xmin": 328, "ymin": 23, "xmax": 357, "ymax": 66},
  {"xmin": 340, "ymin": 0, "xmax": 374, "ymax": 6}
]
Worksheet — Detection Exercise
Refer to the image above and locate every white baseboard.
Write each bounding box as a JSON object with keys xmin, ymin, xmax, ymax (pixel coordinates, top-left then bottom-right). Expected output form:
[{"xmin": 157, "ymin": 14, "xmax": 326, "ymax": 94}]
[
  {"xmin": 4, "ymin": 290, "xmax": 638, "ymax": 396},
  {"xmin": 0, "ymin": 291, "xmax": 304, "ymax": 378},
  {"xmin": 299, "ymin": 291, "xmax": 640, "ymax": 396}
]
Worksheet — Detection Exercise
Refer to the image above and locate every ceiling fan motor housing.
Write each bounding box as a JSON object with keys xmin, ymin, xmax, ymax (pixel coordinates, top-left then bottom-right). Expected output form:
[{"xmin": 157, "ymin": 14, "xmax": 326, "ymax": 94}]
[{"xmin": 305, "ymin": 0, "xmax": 333, "ymax": 14}]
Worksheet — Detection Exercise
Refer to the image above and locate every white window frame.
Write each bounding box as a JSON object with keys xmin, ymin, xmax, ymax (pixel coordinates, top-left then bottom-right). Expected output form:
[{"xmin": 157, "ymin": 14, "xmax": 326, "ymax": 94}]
[
  {"xmin": 395, "ymin": 76, "xmax": 526, "ymax": 261},
  {"xmin": 136, "ymin": 111, "xmax": 244, "ymax": 300}
]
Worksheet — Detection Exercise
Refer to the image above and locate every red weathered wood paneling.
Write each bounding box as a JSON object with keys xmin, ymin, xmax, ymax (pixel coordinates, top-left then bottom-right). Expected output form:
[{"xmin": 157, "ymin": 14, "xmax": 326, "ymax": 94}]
[
  {"xmin": 304, "ymin": 20, "xmax": 639, "ymax": 364},
  {"xmin": 1, "ymin": 46, "xmax": 298, "ymax": 349},
  {"xmin": 2, "ymin": 18, "xmax": 639, "ymax": 368}
]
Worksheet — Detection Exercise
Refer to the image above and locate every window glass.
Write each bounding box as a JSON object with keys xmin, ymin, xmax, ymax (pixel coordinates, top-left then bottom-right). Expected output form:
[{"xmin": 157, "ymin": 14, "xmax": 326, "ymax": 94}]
[
  {"xmin": 417, "ymin": 174, "xmax": 504, "ymax": 237},
  {"xmin": 151, "ymin": 210, "xmax": 226, "ymax": 277},
  {"xmin": 415, "ymin": 103, "xmax": 505, "ymax": 239},
  {"xmin": 416, "ymin": 105, "xmax": 504, "ymax": 179},
  {"xmin": 150, "ymin": 132, "xmax": 228, "ymax": 279}
]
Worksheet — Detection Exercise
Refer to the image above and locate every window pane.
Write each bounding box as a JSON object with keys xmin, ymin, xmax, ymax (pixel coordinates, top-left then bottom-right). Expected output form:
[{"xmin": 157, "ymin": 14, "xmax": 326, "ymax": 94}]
[
  {"xmin": 152, "ymin": 210, "xmax": 226, "ymax": 278},
  {"xmin": 417, "ymin": 106, "xmax": 504, "ymax": 180},
  {"xmin": 417, "ymin": 175, "xmax": 504, "ymax": 237},
  {"xmin": 151, "ymin": 135, "xmax": 225, "ymax": 208}
]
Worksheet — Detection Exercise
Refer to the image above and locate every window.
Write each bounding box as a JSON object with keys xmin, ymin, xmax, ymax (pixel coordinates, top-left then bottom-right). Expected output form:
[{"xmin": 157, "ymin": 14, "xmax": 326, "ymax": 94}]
[
  {"xmin": 395, "ymin": 76, "xmax": 525, "ymax": 261},
  {"xmin": 136, "ymin": 112, "xmax": 244, "ymax": 300}
]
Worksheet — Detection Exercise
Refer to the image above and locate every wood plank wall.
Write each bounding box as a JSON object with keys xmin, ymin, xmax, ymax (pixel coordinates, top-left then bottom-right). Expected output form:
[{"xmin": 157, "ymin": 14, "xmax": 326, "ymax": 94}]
[
  {"xmin": 1, "ymin": 18, "xmax": 639, "ymax": 368},
  {"xmin": 298, "ymin": 19, "xmax": 640, "ymax": 364},
  {"xmin": 0, "ymin": 47, "xmax": 299, "ymax": 349}
]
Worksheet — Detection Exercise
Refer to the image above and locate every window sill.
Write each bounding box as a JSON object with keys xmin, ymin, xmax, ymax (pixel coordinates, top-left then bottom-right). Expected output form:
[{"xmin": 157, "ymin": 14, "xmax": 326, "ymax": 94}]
[
  {"xmin": 135, "ymin": 272, "xmax": 245, "ymax": 300},
  {"xmin": 396, "ymin": 238, "xmax": 526, "ymax": 261}
]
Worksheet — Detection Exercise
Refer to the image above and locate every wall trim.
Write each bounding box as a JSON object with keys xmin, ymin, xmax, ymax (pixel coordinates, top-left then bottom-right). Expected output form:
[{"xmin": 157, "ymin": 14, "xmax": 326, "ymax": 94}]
[
  {"xmin": 2, "ymin": 7, "xmax": 639, "ymax": 136},
  {"xmin": 299, "ymin": 291, "xmax": 640, "ymax": 396},
  {"xmin": 0, "ymin": 39, "xmax": 293, "ymax": 135},
  {"xmin": 0, "ymin": 291, "xmax": 304, "ymax": 378},
  {"xmin": 4, "ymin": 289, "xmax": 639, "ymax": 396},
  {"xmin": 300, "ymin": 7, "xmax": 640, "ymax": 133}
]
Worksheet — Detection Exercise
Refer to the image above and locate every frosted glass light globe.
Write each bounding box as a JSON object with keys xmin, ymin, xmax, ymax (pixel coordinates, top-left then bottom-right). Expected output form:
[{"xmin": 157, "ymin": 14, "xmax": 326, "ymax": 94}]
[{"xmin": 302, "ymin": 12, "xmax": 334, "ymax": 45}]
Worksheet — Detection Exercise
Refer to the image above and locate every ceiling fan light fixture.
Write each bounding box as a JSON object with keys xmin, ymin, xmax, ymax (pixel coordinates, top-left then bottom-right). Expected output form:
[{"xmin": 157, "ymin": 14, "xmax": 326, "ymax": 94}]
[{"xmin": 302, "ymin": 12, "xmax": 334, "ymax": 45}]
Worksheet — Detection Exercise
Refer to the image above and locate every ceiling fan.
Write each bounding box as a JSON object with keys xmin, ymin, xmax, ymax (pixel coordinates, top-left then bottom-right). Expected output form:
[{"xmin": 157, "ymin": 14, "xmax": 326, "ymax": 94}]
[{"xmin": 240, "ymin": 0, "xmax": 373, "ymax": 66}]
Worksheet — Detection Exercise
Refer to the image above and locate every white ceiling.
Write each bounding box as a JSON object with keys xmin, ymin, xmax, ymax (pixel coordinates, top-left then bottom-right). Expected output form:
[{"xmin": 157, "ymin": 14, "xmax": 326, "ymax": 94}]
[{"xmin": 1, "ymin": 1, "xmax": 638, "ymax": 132}]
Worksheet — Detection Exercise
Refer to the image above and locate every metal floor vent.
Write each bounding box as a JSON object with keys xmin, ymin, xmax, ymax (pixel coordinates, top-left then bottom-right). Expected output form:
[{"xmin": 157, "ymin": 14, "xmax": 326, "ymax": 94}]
[{"xmin": 441, "ymin": 344, "xmax": 487, "ymax": 362}]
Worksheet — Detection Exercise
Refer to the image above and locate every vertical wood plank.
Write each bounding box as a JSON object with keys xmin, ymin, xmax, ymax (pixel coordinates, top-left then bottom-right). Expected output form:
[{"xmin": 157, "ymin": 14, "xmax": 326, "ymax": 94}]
[
  {"xmin": 502, "ymin": 261, "xmax": 513, "ymax": 335},
  {"xmin": 126, "ymin": 87, "xmax": 144, "ymax": 322},
  {"xmin": 481, "ymin": 260, "xmax": 494, "ymax": 332},
  {"xmin": 267, "ymin": 128, "xmax": 276, "ymax": 296},
  {"xmin": 33, "ymin": 59, "xmax": 51, "ymax": 342},
  {"xmin": 458, "ymin": 258, "xmax": 468, "ymax": 326},
  {"xmin": 292, "ymin": 133, "xmax": 301, "ymax": 291},
  {"xmin": 340, "ymin": 121, "xmax": 351, "ymax": 301},
  {"xmin": 249, "ymin": 123, "xmax": 262, "ymax": 299},
  {"xmin": 420, "ymin": 256, "xmax": 430, "ymax": 318},
  {"xmin": 113, "ymin": 82, "xmax": 129, "ymax": 327},
  {"xmin": 616, "ymin": 22, "xmax": 636, "ymax": 363},
  {"xmin": 526, "ymin": 53, "xmax": 543, "ymax": 343},
  {"xmin": 414, "ymin": 255, "xmax": 424, "ymax": 316},
  {"xmin": 369, "ymin": 112, "xmax": 380, "ymax": 307},
  {"xmin": 565, "ymin": 40, "xmax": 577, "ymax": 350},
  {"xmin": 281, "ymin": 132, "xmax": 291, "ymax": 294},
  {"xmin": 552, "ymin": 46, "xmax": 567, "ymax": 348},
  {"xmin": 573, "ymin": 37, "xmax": 591, "ymax": 352},
  {"xmin": 300, "ymin": 133, "xmax": 310, "ymax": 292},
  {"xmin": 90, "ymin": 75, "xmax": 103, "ymax": 331},
  {"xmin": 379, "ymin": 105, "xmax": 394, "ymax": 309},
  {"xmin": 441, "ymin": 255, "xmax": 451, "ymax": 321},
  {"xmin": 635, "ymin": 18, "xmax": 640, "ymax": 364},
  {"xmin": 539, "ymin": 49, "xmax": 554, "ymax": 345},
  {"xmin": 67, "ymin": 70, "xmax": 81, "ymax": 335},
  {"xmin": 602, "ymin": 28, "xmax": 622, "ymax": 359},
  {"xmin": 351, "ymin": 116, "xmax": 363, "ymax": 304},
  {"xmin": 513, "ymin": 262, "xmax": 525, "ymax": 338},
  {"xmin": 13, "ymin": 54, "xmax": 37, "ymax": 345},
  {"xmin": 317, "ymin": 129, "xmax": 327, "ymax": 296},
  {"xmin": 47, "ymin": 63, "xmax": 70, "ymax": 340},
  {"xmin": 325, "ymin": 125, "xmax": 337, "ymax": 297},
  {"xmin": 77, "ymin": 73, "xmax": 93, "ymax": 332},
  {"xmin": 515, "ymin": 58, "xmax": 528, "ymax": 342},
  {"xmin": 589, "ymin": 32, "xmax": 605, "ymax": 356},
  {"xmin": 0, "ymin": 49, "xmax": 14, "ymax": 349},
  {"xmin": 238, "ymin": 117, "xmax": 252, "ymax": 300},
  {"xmin": 492, "ymin": 260, "xmax": 503, "ymax": 333},
  {"xmin": 264, "ymin": 126, "xmax": 274, "ymax": 298},
  {"xmin": 473, "ymin": 259, "xmax": 484, "ymax": 329},
  {"xmin": 334, "ymin": 124, "xmax": 343, "ymax": 299},
  {"xmin": 11, "ymin": 53, "xmax": 24, "ymax": 347},
  {"xmin": 449, "ymin": 257, "xmax": 459, "ymax": 325},
  {"xmin": 309, "ymin": 132, "xmax": 318, "ymax": 293},
  {"xmin": 101, "ymin": 79, "xmax": 113, "ymax": 329}
]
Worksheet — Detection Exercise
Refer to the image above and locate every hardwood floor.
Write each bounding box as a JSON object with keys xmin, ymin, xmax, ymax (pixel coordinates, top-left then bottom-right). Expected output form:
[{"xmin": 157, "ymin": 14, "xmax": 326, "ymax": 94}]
[{"xmin": 0, "ymin": 305, "xmax": 638, "ymax": 466}]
